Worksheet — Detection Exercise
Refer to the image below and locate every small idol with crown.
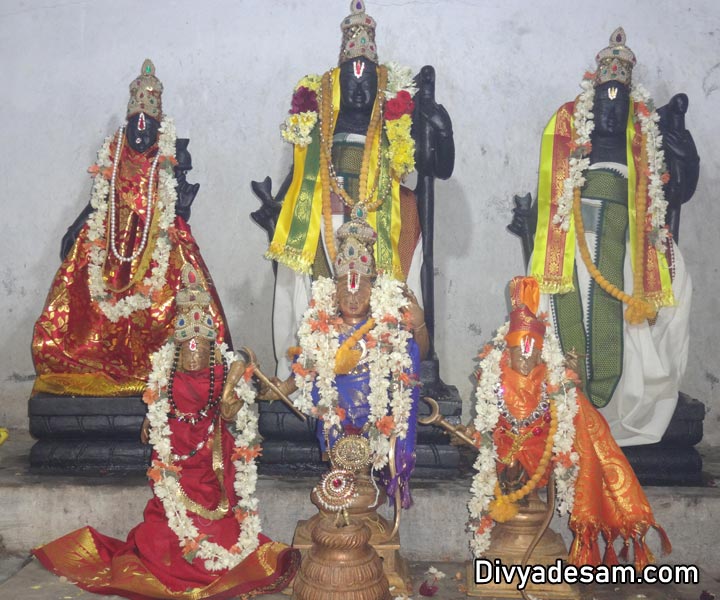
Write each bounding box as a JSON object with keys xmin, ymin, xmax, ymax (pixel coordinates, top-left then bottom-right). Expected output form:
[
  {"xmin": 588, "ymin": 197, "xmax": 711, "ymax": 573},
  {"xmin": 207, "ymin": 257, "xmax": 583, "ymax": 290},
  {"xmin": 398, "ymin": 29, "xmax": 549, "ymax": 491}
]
[
  {"xmin": 465, "ymin": 276, "xmax": 670, "ymax": 572},
  {"xmin": 263, "ymin": 209, "xmax": 422, "ymax": 510},
  {"xmin": 33, "ymin": 265, "xmax": 299, "ymax": 599}
]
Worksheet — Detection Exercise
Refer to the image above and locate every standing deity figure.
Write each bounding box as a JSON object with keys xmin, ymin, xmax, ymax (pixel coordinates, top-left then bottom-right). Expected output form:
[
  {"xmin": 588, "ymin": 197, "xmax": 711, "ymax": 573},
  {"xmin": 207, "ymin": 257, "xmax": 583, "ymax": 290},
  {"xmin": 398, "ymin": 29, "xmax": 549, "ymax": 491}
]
[
  {"xmin": 255, "ymin": 0, "xmax": 454, "ymax": 376},
  {"xmin": 468, "ymin": 277, "xmax": 670, "ymax": 570},
  {"xmin": 264, "ymin": 213, "xmax": 422, "ymax": 510},
  {"xmin": 33, "ymin": 265, "xmax": 299, "ymax": 599},
  {"xmin": 32, "ymin": 60, "xmax": 230, "ymax": 397},
  {"xmin": 529, "ymin": 29, "xmax": 694, "ymax": 446}
]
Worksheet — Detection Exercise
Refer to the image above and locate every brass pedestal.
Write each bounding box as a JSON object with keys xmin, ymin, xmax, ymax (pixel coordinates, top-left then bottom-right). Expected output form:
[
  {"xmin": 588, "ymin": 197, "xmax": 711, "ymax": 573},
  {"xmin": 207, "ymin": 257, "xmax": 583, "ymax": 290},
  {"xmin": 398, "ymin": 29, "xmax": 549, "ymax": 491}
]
[
  {"xmin": 293, "ymin": 473, "xmax": 411, "ymax": 595},
  {"xmin": 293, "ymin": 516, "xmax": 391, "ymax": 600},
  {"xmin": 465, "ymin": 492, "xmax": 579, "ymax": 599}
]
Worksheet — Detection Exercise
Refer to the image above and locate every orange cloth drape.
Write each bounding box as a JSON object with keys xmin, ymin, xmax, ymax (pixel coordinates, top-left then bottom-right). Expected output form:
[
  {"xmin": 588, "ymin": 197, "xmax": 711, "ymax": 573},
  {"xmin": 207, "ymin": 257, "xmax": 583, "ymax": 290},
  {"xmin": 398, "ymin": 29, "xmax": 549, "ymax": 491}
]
[{"xmin": 493, "ymin": 358, "xmax": 670, "ymax": 568}]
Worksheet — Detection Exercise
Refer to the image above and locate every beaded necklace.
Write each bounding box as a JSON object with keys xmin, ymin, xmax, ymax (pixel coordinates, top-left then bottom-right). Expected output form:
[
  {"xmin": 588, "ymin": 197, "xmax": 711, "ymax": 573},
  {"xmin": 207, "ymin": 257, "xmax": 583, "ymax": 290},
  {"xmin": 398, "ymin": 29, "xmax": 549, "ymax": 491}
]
[
  {"xmin": 107, "ymin": 126, "xmax": 160, "ymax": 264},
  {"xmin": 167, "ymin": 342, "xmax": 228, "ymax": 426},
  {"xmin": 494, "ymin": 381, "xmax": 550, "ymax": 435}
]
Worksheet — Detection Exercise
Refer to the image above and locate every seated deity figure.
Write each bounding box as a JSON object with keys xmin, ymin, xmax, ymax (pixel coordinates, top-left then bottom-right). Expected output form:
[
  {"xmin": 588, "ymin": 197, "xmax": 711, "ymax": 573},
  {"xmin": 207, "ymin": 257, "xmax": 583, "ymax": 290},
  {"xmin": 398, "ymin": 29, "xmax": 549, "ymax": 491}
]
[
  {"xmin": 468, "ymin": 277, "xmax": 670, "ymax": 569},
  {"xmin": 33, "ymin": 265, "xmax": 299, "ymax": 599},
  {"xmin": 257, "ymin": 0, "xmax": 454, "ymax": 376},
  {"xmin": 32, "ymin": 59, "xmax": 229, "ymax": 397},
  {"xmin": 264, "ymin": 214, "xmax": 422, "ymax": 509},
  {"xmin": 529, "ymin": 29, "xmax": 693, "ymax": 446}
]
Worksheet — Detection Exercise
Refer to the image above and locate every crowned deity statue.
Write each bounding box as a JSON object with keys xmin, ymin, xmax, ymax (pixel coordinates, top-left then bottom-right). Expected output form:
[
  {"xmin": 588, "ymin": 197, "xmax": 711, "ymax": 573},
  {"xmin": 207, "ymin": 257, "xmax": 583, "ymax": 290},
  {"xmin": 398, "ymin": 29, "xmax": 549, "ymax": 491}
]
[
  {"xmin": 264, "ymin": 213, "xmax": 422, "ymax": 509},
  {"xmin": 31, "ymin": 59, "xmax": 230, "ymax": 398},
  {"xmin": 253, "ymin": 0, "xmax": 454, "ymax": 378},
  {"xmin": 456, "ymin": 277, "xmax": 670, "ymax": 596},
  {"xmin": 525, "ymin": 29, "xmax": 696, "ymax": 447},
  {"xmin": 32, "ymin": 265, "xmax": 299, "ymax": 599}
]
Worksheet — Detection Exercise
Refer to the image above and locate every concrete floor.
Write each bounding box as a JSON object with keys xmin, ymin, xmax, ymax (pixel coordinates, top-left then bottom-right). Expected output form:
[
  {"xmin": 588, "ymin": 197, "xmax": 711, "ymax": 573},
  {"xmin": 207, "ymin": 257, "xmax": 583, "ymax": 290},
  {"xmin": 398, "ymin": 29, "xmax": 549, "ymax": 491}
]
[{"xmin": 1, "ymin": 556, "xmax": 718, "ymax": 599}]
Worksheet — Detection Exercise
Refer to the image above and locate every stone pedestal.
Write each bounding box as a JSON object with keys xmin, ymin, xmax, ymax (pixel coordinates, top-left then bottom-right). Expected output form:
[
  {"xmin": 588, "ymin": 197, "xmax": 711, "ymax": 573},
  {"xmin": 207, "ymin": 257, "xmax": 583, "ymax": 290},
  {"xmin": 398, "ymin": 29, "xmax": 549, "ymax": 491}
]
[
  {"xmin": 624, "ymin": 393, "xmax": 705, "ymax": 486},
  {"xmin": 28, "ymin": 394, "xmax": 149, "ymax": 475}
]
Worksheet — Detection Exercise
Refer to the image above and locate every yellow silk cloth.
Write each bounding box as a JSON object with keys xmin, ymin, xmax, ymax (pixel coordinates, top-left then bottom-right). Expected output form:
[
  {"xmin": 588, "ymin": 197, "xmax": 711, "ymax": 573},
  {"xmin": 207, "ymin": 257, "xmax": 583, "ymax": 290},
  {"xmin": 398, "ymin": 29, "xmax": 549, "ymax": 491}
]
[
  {"xmin": 32, "ymin": 142, "xmax": 230, "ymax": 396},
  {"xmin": 268, "ymin": 67, "xmax": 407, "ymax": 280},
  {"xmin": 33, "ymin": 527, "xmax": 298, "ymax": 600},
  {"xmin": 530, "ymin": 100, "xmax": 674, "ymax": 308},
  {"xmin": 495, "ymin": 360, "xmax": 670, "ymax": 568}
]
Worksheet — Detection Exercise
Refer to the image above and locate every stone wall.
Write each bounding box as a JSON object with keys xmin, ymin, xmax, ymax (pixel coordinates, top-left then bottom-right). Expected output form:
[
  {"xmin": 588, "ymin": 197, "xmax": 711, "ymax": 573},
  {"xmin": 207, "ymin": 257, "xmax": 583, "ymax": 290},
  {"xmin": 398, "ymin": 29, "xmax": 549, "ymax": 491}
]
[{"xmin": 1, "ymin": 0, "xmax": 718, "ymax": 443}]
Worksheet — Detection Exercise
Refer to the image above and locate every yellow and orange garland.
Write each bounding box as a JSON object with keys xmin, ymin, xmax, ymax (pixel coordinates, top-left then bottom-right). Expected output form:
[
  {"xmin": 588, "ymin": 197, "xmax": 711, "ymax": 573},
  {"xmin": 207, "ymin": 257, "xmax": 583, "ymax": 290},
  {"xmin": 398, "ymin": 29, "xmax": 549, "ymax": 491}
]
[{"xmin": 572, "ymin": 134, "xmax": 655, "ymax": 324}]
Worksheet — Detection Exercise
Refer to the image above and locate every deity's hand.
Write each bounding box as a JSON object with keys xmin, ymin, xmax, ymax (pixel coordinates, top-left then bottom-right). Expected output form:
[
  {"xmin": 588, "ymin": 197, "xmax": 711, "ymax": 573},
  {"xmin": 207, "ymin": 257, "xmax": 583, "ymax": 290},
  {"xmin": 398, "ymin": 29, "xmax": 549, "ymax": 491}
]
[
  {"xmin": 449, "ymin": 422, "xmax": 477, "ymax": 447},
  {"xmin": 140, "ymin": 417, "xmax": 151, "ymax": 444},
  {"xmin": 658, "ymin": 94, "xmax": 700, "ymax": 208},
  {"xmin": 251, "ymin": 174, "xmax": 290, "ymax": 244},
  {"xmin": 401, "ymin": 285, "xmax": 429, "ymax": 360},
  {"xmin": 413, "ymin": 65, "xmax": 454, "ymax": 179},
  {"xmin": 220, "ymin": 359, "xmax": 250, "ymax": 421},
  {"xmin": 417, "ymin": 100, "xmax": 452, "ymax": 137},
  {"xmin": 257, "ymin": 376, "xmax": 284, "ymax": 401},
  {"xmin": 174, "ymin": 171, "xmax": 200, "ymax": 222}
]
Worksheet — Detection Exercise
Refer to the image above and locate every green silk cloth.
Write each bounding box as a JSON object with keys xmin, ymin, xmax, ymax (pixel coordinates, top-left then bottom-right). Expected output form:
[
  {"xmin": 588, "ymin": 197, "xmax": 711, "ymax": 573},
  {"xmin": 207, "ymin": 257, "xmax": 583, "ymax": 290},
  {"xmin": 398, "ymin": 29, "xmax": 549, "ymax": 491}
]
[{"xmin": 552, "ymin": 167, "xmax": 628, "ymax": 408}]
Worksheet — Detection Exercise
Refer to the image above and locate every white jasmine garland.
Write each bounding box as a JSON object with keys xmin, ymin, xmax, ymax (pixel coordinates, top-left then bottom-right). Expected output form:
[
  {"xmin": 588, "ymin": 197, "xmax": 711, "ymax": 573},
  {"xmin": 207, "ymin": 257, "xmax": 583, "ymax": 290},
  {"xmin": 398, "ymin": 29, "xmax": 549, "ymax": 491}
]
[
  {"xmin": 385, "ymin": 62, "xmax": 418, "ymax": 99},
  {"xmin": 294, "ymin": 275, "xmax": 413, "ymax": 470},
  {"xmin": 553, "ymin": 76, "xmax": 669, "ymax": 252},
  {"xmin": 468, "ymin": 324, "xmax": 580, "ymax": 557},
  {"xmin": 86, "ymin": 119, "xmax": 178, "ymax": 322},
  {"xmin": 144, "ymin": 341, "xmax": 261, "ymax": 571}
]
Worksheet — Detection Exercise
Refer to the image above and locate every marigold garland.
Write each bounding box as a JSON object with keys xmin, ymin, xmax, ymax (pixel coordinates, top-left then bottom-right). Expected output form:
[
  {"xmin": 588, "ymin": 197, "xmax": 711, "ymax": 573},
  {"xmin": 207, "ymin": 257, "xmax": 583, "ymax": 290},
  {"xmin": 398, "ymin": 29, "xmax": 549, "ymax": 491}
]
[
  {"xmin": 281, "ymin": 64, "xmax": 417, "ymax": 264},
  {"xmin": 555, "ymin": 73, "xmax": 670, "ymax": 323}
]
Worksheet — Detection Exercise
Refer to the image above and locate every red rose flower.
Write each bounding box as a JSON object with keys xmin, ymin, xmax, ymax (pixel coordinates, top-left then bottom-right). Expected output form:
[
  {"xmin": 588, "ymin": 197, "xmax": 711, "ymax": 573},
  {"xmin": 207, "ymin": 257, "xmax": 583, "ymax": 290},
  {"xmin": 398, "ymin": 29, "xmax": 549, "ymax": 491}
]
[
  {"xmin": 290, "ymin": 86, "xmax": 318, "ymax": 114},
  {"xmin": 385, "ymin": 90, "xmax": 415, "ymax": 120}
]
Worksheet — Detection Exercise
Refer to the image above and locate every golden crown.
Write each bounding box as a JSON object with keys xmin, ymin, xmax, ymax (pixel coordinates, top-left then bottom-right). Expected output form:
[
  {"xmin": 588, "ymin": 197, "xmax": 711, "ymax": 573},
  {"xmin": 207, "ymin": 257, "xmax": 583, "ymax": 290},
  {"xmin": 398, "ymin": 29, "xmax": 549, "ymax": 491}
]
[
  {"xmin": 595, "ymin": 27, "xmax": 636, "ymax": 87},
  {"xmin": 339, "ymin": 0, "xmax": 378, "ymax": 65},
  {"xmin": 127, "ymin": 59, "xmax": 163, "ymax": 120}
]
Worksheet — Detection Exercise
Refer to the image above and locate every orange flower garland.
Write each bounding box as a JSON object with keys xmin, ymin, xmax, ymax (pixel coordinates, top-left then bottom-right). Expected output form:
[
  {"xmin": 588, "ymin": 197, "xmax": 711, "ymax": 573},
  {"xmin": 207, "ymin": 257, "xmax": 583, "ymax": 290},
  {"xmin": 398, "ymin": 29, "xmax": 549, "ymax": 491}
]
[{"xmin": 572, "ymin": 134, "xmax": 655, "ymax": 325}]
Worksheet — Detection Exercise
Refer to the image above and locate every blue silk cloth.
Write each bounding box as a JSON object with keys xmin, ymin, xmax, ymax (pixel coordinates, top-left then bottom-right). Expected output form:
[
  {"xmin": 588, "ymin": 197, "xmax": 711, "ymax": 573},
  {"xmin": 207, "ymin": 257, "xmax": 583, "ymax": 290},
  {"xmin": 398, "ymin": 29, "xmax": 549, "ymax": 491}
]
[{"xmin": 310, "ymin": 320, "xmax": 421, "ymax": 509}]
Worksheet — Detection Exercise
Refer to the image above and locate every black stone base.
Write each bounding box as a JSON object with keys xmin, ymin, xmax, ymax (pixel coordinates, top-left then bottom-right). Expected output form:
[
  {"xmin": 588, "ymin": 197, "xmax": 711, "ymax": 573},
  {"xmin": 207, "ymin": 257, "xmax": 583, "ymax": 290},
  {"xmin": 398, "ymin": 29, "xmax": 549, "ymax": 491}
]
[
  {"xmin": 28, "ymin": 394, "xmax": 149, "ymax": 476},
  {"xmin": 26, "ymin": 386, "xmax": 705, "ymax": 484},
  {"xmin": 622, "ymin": 393, "xmax": 706, "ymax": 487}
]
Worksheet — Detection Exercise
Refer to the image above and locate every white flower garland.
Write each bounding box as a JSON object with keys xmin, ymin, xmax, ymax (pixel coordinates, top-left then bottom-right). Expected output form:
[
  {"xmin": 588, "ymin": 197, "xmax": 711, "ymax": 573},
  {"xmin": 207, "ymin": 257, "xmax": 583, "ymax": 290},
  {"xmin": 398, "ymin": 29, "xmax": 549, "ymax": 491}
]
[
  {"xmin": 553, "ymin": 76, "xmax": 669, "ymax": 252},
  {"xmin": 86, "ymin": 119, "xmax": 178, "ymax": 322},
  {"xmin": 468, "ymin": 325, "xmax": 580, "ymax": 558},
  {"xmin": 293, "ymin": 275, "xmax": 413, "ymax": 470},
  {"xmin": 144, "ymin": 341, "xmax": 261, "ymax": 572}
]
